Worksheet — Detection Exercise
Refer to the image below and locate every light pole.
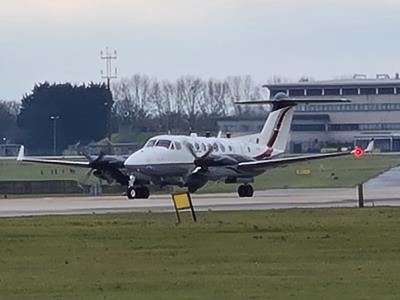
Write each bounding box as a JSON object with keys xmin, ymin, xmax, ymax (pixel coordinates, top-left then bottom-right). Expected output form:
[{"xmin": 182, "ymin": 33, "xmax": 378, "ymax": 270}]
[{"xmin": 50, "ymin": 115, "xmax": 60, "ymax": 155}]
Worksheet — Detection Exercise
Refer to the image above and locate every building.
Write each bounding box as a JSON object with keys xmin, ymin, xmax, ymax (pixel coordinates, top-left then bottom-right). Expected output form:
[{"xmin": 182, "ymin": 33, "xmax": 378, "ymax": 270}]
[{"xmin": 218, "ymin": 74, "xmax": 400, "ymax": 152}]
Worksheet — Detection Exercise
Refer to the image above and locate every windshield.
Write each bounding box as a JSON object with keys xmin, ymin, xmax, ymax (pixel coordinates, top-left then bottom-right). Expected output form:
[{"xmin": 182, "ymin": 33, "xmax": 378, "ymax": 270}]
[{"xmin": 145, "ymin": 139, "xmax": 157, "ymax": 147}]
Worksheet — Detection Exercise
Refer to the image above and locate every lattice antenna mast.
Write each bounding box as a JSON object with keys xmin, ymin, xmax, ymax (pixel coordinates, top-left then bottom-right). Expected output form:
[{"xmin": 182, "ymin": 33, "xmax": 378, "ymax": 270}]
[{"xmin": 100, "ymin": 47, "xmax": 118, "ymax": 89}]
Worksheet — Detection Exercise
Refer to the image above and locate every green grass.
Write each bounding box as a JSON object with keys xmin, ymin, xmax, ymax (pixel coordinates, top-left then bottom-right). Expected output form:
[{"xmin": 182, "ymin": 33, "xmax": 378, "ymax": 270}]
[
  {"xmin": 1, "ymin": 154, "xmax": 400, "ymax": 191},
  {"xmin": 1, "ymin": 209, "xmax": 400, "ymax": 299},
  {"xmin": 201, "ymin": 154, "xmax": 400, "ymax": 193},
  {"xmin": 0, "ymin": 160, "xmax": 94, "ymax": 183}
]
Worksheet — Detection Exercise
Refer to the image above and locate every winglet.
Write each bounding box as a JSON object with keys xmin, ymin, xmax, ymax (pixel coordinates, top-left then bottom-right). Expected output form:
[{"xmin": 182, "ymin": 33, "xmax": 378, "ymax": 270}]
[
  {"xmin": 365, "ymin": 138, "xmax": 375, "ymax": 153},
  {"xmin": 17, "ymin": 145, "xmax": 25, "ymax": 161}
]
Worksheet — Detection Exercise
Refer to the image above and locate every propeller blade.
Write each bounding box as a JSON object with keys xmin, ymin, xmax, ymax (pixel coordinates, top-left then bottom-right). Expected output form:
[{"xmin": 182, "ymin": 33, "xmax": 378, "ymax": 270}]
[
  {"xmin": 200, "ymin": 144, "xmax": 213, "ymax": 159},
  {"xmin": 185, "ymin": 142, "xmax": 199, "ymax": 159},
  {"xmin": 78, "ymin": 147, "xmax": 93, "ymax": 163},
  {"xmin": 91, "ymin": 151, "xmax": 105, "ymax": 165}
]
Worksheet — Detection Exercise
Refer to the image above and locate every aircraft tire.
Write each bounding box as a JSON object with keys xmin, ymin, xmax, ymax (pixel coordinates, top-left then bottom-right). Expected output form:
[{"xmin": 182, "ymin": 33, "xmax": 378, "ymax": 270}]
[
  {"xmin": 238, "ymin": 184, "xmax": 254, "ymax": 197},
  {"xmin": 245, "ymin": 184, "xmax": 254, "ymax": 197},
  {"xmin": 131, "ymin": 186, "xmax": 150, "ymax": 199},
  {"xmin": 127, "ymin": 186, "xmax": 136, "ymax": 199},
  {"xmin": 141, "ymin": 186, "xmax": 150, "ymax": 199}
]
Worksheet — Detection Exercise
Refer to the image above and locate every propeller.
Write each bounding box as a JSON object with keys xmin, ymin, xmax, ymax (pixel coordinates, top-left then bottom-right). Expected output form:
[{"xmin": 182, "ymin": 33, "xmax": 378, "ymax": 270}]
[
  {"xmin": 186, "ymin": 143, "xmax": 214, "ymax": 167},
  {"xmin": 77, "ymin": 151, "xmax": 107, "ymax": 185},
  {"xmin": 185, "ymin": 142, "xmax": 214, "ymax": 169},
  {"xmin": 185, "ymin": 141, "xmax": 238, "ymax": 170}
]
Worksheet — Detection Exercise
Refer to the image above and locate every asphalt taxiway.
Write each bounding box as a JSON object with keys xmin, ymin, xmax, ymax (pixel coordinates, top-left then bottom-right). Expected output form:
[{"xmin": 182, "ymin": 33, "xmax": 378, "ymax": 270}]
[{"xmin": 1, "ymin": 186, "xmax": 400, "ymax": 217}]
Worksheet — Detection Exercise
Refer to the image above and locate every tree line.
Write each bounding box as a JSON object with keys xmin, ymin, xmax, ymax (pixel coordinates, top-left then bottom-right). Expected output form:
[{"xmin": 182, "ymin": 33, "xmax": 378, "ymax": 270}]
[
  {"xmin": 112, "ymin": 74, "xmax": 268, "ymax": 133},
  {"xmin": 1, "ymin": 74, "xmax": 272, "ymax": 154}
]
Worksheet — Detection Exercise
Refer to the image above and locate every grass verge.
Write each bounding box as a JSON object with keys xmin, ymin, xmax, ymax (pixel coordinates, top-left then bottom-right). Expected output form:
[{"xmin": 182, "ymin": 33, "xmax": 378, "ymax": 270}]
[{"xmin": 1, "ymin": 209, "xmax": 400, "ymax": 299}]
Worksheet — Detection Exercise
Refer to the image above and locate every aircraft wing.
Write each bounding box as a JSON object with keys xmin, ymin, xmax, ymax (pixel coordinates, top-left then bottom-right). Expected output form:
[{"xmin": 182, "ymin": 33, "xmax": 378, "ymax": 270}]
[
  {"xmin": 238, "ymin": 151, "xmax": 353, "ymax": 171},
  {"xmin": 17, "ymin": 146, "xmax": 90, "ymax": 168}
]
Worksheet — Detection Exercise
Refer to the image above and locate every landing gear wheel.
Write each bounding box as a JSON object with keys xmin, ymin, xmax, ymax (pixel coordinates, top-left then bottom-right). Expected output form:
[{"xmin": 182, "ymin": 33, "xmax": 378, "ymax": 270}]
[
  {"xmin": 238, "ymin": 184, "xmax": 254, "ymax": 197},
  {"xmin": 127, "ymin": 186, "xmax": 150, "ymax": 199},
  {"xmin": 139, "ymin": 186, "xmax": 150, "ymax": 199},
  {"xmin": 127, "ymin": 186, "xmax": 136, "ymax": 199},
  {"xmin": 245, "ymin": 184, "xmax": 254, "ymax": 197}
]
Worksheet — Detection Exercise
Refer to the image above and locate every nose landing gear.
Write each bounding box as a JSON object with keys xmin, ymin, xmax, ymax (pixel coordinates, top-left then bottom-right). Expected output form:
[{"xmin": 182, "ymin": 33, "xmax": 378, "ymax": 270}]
[
  {"xmin": 238, "ymin": 184, "xmax": 254, "ymax": 197},
  {"xmin": 127, "ymin": 186, "xmax": 150, "ymax": 199}
]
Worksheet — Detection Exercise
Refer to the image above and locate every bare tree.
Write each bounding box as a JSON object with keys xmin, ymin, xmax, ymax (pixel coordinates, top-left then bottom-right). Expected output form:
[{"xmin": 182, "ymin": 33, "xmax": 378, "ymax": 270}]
[
  {"xmin": 201, "ymin": 79, "xmax": 229, "ymax": 116},
  {"xmin": 176, "ymin": 76, "xmax": 205, "ymax": 128}
]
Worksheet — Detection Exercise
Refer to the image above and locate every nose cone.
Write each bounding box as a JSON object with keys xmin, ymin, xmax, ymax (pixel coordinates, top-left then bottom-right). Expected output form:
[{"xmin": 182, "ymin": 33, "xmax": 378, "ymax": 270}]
[{"xmin": 124, "ymin": 150, "xmax": 145, "ymax": 168}]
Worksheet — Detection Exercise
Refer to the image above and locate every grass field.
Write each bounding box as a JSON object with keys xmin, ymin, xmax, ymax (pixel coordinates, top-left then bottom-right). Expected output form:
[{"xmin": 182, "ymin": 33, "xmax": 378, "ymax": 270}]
[
  {"xmin": 203, "ymin": 154, "xmax": 400, "ymax": 192},
  {"xmin": 1, "ymin": 209, "xmax": 400, "ymax": 299},
  {"xmin": 1, "ymin": 154, "xmax": 400, "ymax": 192}
]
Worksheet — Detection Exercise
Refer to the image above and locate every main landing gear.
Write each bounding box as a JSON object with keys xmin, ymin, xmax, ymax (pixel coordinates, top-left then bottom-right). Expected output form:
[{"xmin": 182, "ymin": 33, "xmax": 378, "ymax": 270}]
[
  {"xmin": 238, "ymin": 184, "xmax": 254, "ymax": 198},
  {"xmin": 127, "ymin": 186, "xmax": 150, "ymax": 199}
]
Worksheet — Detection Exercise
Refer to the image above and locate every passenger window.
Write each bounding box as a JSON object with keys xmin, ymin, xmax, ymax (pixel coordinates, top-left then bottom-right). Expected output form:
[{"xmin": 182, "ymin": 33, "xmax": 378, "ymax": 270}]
[
  {"xmin": 220, "ymin": 143, "xmax": 225, "ymax": 152},
  {"xmin": 213, "ymin": 143, "xmax": 219, "ymax": 152},
  {"xmin": 247, "ymin": 146, "xmax": 251, "ymax": 152},
  {"xmin": 195, "ymin": 142, "xmax": 200, "ymax": 151},
  {"xmin": 201, "ymin": 143, "xmax": 206, "ymax": 151},
  {"xmin": 170, "ymin": 143, "xmax": 175, "ymax": 150},
  {"xmin": 228, "ymin": 145, "xmax": 233, "ymax": 151},
  {"xmin": 156, "ymin": 139, "xmax": 171, "ymax": 148}
]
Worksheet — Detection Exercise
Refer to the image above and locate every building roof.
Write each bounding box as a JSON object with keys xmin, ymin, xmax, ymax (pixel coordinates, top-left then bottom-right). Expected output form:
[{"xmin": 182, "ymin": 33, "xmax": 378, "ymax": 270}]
[{"xmin": 264, "ymin": 78, "xmax": 400, "ymax": 89}]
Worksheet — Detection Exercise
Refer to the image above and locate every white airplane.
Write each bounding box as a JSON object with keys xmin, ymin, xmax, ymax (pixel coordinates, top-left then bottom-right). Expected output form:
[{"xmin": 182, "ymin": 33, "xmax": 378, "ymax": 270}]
[{"xmin": 17, "ymin": 94, "xmax": 372, "ymax": 199}]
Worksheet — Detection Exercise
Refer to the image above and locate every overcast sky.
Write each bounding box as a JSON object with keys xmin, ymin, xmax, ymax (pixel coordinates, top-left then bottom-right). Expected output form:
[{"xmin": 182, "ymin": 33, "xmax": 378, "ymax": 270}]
[{"xmin": 1, "ymin": 0, "xmax": 400, "ymax": 100}]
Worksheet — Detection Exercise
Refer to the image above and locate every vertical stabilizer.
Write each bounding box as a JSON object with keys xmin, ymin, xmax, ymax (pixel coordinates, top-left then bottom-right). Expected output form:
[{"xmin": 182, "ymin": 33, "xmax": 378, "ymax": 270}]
[
  {"xmin": 235, "ymin": 94, "xmax": 351, "ymax": 159},
  {"xmin": 257, "ymin": 104, "xmax": 296, "ymax": 152}
]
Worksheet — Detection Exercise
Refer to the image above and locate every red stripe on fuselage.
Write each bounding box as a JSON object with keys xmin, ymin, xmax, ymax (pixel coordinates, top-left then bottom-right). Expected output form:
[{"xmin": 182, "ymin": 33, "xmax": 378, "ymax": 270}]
[
  {"xmin": 254, "ymin": 147, "xmax": 273, "ymax": 160},
  {"xmin": 266, "ymin": 107, "xmax": 291, "ymax": 148}
]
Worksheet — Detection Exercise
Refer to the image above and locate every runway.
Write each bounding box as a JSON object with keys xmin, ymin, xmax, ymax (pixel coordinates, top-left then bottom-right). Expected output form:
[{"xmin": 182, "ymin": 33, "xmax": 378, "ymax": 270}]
[{"xmin": 1, "ymin": 186, "xmax": 400, "ymax": 217}]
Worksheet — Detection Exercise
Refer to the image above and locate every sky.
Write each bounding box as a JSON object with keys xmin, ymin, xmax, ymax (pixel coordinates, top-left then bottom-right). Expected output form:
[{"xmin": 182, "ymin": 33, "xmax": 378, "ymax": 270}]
[{"xmin": 1, "ymin": 0, "xmax": 400, "ymax": 100}]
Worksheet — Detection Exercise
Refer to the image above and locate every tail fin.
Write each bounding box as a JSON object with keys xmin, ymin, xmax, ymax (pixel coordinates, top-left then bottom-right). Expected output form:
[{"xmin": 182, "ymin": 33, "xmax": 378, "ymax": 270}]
[
  {"xmin": 236, "ymin": 93, "xmax": 350, "ymax": 158},
  {"xmin": 17, "ymin": 145, "xmax": 25, "ymax": 161},
  {"xmin": 365, "ymin": 138, "xmax": 374, "ymax": 153},
  {"xmin": 258, "ymin": 102, "xmax": 296, "ymax": 152}
]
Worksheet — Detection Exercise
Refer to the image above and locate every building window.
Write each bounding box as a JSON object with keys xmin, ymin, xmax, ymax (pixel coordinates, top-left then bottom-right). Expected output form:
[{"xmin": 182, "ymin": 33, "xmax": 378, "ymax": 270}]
[
  {"xmin": 360, "ymin": 87, "xmax": 376, "ymax": 95},
  {"xmin": 378, "ymin": 87, "xmax": 395, "ymax": 95},
  {"xmin": 270, "ymin": 90, "xmax": 288, "ymax": 97},
  {"xmin": 324, "ymin": 88, "xmax": 340, "ymax": 95},
  {"xmin": 328, "ymin": 124, "xmax": 359, "ymax": 131},
  {"xmin": 291, "ymin": 124, "xmax": 326, "ymax": 131},
  {"xmin": 306, "ymin": 89, "xmax": 323, "ymax": 96},
  {"xmin": 289, "ymin": 89, "xmax": 305, "ymax": 97},
  {"xmin": 342, "ymin": 88, "xmax": 358, "ymax": 95}
]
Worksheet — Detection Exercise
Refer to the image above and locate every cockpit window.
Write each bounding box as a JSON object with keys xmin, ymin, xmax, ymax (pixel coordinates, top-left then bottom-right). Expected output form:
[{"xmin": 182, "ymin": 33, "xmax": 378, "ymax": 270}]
[
  {"xmin": 146, "ymin": 139, "xmax": 156, "ymax": 147},
  {"xmin": 156, "ymin": 139, "xmax": 171, "ymax": 148},
  {"xmin": 175, "ymin": 141, "xmax": 182, "ymax": 150}
]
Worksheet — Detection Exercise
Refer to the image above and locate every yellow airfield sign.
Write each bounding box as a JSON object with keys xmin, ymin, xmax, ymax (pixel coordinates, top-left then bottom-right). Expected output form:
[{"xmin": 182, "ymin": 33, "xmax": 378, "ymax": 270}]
[{"xmin": 171, "ymin": 192, "xmax": 197, "ymax": 223}]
